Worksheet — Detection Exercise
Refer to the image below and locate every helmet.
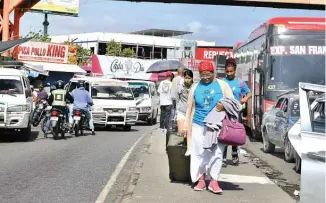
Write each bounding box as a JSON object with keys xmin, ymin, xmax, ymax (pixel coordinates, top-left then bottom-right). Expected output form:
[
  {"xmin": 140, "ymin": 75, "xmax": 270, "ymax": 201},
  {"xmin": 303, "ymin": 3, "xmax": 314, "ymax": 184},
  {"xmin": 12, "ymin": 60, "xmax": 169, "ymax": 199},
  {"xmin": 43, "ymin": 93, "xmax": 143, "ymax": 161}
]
[
  {"xmin": 55, "ymin": 80, "xmax": 65, "ymax": 89},
  {"xmin": 77, "ymin": 80, "xmax": 85, "ymax": 88}
]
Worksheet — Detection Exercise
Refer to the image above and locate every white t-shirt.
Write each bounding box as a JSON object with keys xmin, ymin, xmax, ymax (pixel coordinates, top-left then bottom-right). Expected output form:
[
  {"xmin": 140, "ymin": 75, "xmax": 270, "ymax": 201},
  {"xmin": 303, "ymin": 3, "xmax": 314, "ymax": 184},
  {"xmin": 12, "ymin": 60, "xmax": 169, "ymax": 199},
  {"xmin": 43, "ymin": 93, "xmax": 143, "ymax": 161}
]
[{"xmin": 158, "ymin": 79, "xmax": 173, "ymax": 106}]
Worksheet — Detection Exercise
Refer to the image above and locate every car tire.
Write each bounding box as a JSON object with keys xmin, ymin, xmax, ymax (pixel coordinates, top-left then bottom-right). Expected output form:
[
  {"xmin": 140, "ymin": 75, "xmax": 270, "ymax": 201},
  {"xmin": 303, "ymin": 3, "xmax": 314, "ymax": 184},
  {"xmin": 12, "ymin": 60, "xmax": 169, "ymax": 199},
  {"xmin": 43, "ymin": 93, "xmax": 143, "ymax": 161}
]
[
  {"xmin": 123, "ymin": 125, "xmax": 131, "ymax": 131},
  {"xmin": 284, "ymin": 135, "xmax": 295, "ymax": 163},
  {"xmin": 262, "ymin": 128, "xmax": 275, "ymax": 153},
  {"xmin": 294, "ymin": 152, "xmax": 301, "ymax": 174},
  {"xmin": 153, "ymin": 109, "xmax": 158, "ymax": 124},
  {"xmin": 251, "ymin": 129, "xmax": 262, "ymax": 141},
  {"xmin": 147, "ymin": 111, "xmax": 154, "ymax": 125},
  {"xmin": 21, "ymin": 124, "xmax": 32, "ymax": 142}
]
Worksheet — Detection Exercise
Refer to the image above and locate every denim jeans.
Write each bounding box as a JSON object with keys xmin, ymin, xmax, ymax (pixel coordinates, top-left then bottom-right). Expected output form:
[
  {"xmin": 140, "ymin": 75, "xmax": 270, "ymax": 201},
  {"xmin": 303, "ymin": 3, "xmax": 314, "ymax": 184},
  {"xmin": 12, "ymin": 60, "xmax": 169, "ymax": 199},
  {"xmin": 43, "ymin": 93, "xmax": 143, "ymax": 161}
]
[{"xmin": 160, "ymin": 105, "xmax": 172, "ymax": 131}]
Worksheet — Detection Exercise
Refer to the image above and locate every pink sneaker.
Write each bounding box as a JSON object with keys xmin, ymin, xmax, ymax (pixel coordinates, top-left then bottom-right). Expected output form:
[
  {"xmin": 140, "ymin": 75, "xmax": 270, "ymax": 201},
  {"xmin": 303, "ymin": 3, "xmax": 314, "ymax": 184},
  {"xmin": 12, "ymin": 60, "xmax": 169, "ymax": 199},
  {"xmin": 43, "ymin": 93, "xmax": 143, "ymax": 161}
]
[
  {"xmin": 194, "ymin": 175, "xmax": 206, "ymax": 191},
  {"xmin": 208, "ymin": 179, "xmax": 223, "ymax": 194}
]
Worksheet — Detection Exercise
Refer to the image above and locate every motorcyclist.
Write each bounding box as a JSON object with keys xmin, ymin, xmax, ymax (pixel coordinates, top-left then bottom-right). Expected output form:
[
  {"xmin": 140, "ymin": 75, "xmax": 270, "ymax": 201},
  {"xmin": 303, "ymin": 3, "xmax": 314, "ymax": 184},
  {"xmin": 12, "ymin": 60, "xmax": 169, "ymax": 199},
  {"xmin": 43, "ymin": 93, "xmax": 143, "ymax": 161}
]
[
  {"xmin": 70, "ymin": 80, "xmax": 95, "ymax": 135},
  {"xmin": 36, "ymin": 84, "xmax": 48, "ymax": 102},
  {"xmin": 44, "ymin": 80, "xmax": 73, "ymax": 134}
]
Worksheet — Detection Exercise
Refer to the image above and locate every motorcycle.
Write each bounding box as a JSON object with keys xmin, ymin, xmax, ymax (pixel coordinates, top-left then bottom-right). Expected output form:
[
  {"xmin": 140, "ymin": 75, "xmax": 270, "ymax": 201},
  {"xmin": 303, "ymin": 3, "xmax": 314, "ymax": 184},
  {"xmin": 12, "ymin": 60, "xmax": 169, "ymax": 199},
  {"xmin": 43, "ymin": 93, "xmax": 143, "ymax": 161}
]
[
  {"xmin": 72, "ymin": 109, "xmax": 90, "ymax": 137},
  {"xmin": 50, "ymin": 108, "xmax": 68, "ymax": 140},
  {"xmin": 32, "ymin": 99, "xmax": 48, "ymax": 127},
  {"xmin": 41, "ymin": 106, "xmax": 52, "ymax": 136}
]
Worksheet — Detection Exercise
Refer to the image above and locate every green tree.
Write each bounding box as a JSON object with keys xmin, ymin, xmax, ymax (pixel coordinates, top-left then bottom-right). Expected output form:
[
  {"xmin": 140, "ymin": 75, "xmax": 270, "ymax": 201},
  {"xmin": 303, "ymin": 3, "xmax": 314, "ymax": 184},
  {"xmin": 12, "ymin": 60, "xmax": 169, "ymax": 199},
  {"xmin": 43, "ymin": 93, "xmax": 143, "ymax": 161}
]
[
  {"xmin": 63, "ymin": 41, "xmax": 92, "ymax": 65},
  {"xmin": 105, "ymin": 40, "xmax": 121, "ymax": 56},
  {"xmin": 76, "ymin": 44, "xmax": 92, "ymax": 65},
  {"xmin": 24, "ymin": 30, "xmax": 51, "ymax": 42},
  {"xmin": 105, "ymin": 40, "xmax": 135, "ymax": 58},
  {"xmin": 121, "ymin": 48, "xmax": 135, "ymax": 57}
]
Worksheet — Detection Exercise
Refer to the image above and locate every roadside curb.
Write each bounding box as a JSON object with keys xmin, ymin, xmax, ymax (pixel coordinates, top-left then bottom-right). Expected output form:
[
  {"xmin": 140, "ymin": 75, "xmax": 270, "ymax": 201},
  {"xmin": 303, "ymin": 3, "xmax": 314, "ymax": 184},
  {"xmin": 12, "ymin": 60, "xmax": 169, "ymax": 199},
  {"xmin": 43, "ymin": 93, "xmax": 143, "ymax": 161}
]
[
  {"xmin": 101, "ymin": 125, "xmax": 157, "ymax": 203},
  {"xmin": 120, "ymin": 134, "xmax": 153, "ymax": 203}
]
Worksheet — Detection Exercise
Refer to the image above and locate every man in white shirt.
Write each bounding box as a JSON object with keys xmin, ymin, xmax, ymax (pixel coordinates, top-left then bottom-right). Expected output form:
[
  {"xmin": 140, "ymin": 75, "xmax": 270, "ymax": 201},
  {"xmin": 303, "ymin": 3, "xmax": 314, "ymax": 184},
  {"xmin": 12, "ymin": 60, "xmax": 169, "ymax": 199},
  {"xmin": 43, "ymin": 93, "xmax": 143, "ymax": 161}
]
[{"xmin": 158, "ymin": 71, "xmax": 173, "ymax": 133}]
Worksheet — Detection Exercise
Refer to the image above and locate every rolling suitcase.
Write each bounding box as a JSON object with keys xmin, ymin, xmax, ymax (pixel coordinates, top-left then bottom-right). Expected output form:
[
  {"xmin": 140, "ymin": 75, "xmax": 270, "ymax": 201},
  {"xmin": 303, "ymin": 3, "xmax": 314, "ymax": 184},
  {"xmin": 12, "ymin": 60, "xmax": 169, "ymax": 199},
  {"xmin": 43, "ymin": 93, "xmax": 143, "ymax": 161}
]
[{"xmin": 166, "ymin": 131, "xmax": 191, "ymax": 182}]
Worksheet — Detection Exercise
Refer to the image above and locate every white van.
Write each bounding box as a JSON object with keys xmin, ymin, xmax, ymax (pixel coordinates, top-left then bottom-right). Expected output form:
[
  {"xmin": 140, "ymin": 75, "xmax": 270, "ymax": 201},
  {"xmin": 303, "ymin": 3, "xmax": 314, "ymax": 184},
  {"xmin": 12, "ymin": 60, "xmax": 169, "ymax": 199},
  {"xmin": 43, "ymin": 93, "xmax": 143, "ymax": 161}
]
[
  {"xmin": 66, "ymin": 75, "xmax": 138, "ymax": 131},
  {"xmin": 127, "ymin": 80, "xmax": 159, "ymax": 125},
  {"xmin": 0, "ymin": 68, "xmax": 33, "ymax": 140}
]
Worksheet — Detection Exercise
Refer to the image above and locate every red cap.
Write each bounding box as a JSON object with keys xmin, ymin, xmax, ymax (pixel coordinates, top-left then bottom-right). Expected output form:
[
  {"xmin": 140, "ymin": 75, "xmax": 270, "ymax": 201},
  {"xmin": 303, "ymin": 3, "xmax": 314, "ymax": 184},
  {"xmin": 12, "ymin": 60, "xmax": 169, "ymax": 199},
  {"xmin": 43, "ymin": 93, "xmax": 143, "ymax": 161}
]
[
  {"xmin": 166, "ymin": 71, "xmax": 173, "ymax": 77},
  {"xmin": 198, "ymin": 61, "xmax": 214, "ymax": 72}
]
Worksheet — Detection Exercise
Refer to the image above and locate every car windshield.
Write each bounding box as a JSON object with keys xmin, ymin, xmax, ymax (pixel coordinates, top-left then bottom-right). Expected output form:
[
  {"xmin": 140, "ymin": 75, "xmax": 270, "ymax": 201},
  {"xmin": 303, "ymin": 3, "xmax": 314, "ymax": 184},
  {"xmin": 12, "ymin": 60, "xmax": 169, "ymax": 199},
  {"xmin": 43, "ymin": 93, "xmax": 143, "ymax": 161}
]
[
  {"xmin": 91, "ymin": 83, "xmax": 134, "ymax": 100},
  {"xmin": 0, "ymin": 76, "xmax": 23, "ymax": 95},
  {"xmin": 128, "ymin": 82, "xmax": 150, "ymax": 99},
  {"xmin": 267, "ymin": 33, "xmax": 325, "ymax": 90}
]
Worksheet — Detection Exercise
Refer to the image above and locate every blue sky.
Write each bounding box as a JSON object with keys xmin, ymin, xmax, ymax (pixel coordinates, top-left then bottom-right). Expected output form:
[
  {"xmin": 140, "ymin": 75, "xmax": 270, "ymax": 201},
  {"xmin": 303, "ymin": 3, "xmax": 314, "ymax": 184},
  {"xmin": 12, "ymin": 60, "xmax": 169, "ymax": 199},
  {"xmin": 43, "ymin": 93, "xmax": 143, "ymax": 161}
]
[{"xmin": 17, "ymin": 0, "xmax": 324, "ymax": 46}]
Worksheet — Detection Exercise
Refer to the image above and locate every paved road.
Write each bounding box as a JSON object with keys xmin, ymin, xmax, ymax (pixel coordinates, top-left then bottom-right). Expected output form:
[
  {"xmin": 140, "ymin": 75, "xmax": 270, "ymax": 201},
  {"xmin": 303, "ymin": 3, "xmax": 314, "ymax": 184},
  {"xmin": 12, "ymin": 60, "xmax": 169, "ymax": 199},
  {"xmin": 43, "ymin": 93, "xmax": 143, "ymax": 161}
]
[
  {"xmin": 0, "ymin": 124, "xmax": 155, "ymax": 203},
  {"xmin": 243, "ymin": 139, "xmax": 300, "ymax": 199}
]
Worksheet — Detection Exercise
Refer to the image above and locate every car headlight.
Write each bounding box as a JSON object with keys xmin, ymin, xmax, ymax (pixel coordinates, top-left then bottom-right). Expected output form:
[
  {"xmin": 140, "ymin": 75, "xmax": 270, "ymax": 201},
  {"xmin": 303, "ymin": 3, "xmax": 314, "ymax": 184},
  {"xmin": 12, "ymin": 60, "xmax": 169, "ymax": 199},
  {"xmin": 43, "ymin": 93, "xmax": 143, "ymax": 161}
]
[
  {"xmin": 7, "ymin": 105, "xmax": 30, "ymax": 112},
  {"xmin": 141, "ymin": 107, "xmax": 151, "ymax": 112},
  {"xmin": 129, "ymin": 107, "xmax": 137, "ymax": 111}
]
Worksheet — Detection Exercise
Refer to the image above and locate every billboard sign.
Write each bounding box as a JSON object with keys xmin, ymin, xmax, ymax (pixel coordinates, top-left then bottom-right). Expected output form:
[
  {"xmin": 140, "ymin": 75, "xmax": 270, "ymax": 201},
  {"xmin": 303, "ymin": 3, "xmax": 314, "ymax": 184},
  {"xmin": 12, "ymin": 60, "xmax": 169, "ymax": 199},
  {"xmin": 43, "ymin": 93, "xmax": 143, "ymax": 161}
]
[
  {"xmin": 17, "ymin": 41, "xmax": 77, "ymax": 64},
  {"xmin": 31, "ymin": 0, "xmax": 79, "ymax": 16},
  {"xmin": 196, "ymin": 47, "xmax": 233, "ymax": 61}
]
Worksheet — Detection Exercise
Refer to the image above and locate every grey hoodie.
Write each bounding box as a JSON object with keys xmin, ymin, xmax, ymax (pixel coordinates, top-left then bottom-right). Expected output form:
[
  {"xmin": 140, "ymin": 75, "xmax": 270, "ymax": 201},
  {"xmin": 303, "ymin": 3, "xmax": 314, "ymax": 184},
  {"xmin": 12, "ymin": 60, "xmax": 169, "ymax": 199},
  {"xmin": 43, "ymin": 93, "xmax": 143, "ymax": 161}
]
[{"xmin": 176, "ymin": 83, "xmax": 191, "ymax": 116}]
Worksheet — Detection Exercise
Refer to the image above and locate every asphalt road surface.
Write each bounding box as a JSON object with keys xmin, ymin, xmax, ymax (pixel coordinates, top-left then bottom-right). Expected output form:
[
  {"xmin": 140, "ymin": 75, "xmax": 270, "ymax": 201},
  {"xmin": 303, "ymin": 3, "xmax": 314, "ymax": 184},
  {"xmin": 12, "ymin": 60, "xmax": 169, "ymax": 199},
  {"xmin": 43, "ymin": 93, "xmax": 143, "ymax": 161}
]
[
  {"xmin": 0, "ymin": 124, "xmax": 156, "ymax": 203},
  {"xmin": 243, "ymin": 139, "xmax": 301, "ymax": 199}
]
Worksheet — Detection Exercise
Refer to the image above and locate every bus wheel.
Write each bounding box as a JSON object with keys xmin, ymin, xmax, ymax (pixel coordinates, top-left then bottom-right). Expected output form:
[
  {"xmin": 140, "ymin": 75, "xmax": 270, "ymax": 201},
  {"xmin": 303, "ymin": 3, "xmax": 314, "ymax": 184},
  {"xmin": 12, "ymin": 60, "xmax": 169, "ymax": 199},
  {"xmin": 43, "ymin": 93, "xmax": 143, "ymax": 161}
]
[{"xmin": 251, "ymin": 130, "xmax": 262, "ymax": 141}]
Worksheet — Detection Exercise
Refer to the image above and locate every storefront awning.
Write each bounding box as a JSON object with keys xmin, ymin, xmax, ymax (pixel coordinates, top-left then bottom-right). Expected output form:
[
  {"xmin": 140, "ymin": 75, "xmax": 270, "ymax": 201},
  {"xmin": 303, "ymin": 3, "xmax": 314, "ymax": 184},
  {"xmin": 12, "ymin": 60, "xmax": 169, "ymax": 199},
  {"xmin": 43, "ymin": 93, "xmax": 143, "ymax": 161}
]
[
  {"xmin": 24, "ymin": 63, "xmax": 49, "ymax": 77},
  {"xmin": 22, "ymin": 61, "xmax": 86, "ymax": 74}
]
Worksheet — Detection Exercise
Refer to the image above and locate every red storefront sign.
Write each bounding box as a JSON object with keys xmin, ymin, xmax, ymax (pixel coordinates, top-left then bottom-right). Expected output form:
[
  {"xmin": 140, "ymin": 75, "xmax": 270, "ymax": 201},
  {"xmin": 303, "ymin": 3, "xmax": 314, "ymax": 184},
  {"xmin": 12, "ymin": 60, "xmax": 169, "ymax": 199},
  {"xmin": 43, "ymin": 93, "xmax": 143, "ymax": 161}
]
[
  {"xmin": 17, "ymin": 41, "xmax": 68, "ymax": 64},
  {"xmin": 196, "ymin": 47, "xmax": 233, "ymax": 60}
]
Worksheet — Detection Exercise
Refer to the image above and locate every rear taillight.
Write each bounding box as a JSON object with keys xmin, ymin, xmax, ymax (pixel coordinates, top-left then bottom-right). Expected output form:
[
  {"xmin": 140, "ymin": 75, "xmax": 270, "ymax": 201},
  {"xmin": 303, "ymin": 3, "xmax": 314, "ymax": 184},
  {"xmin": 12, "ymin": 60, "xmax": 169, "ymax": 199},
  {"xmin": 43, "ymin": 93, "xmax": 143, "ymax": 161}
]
[
  {"xmin": 75, "ymin": 110, "xmax": 81, "ymax": 116},
  {"xmin": 51, "ymin": 111, "xmax": 58, "ymax": 116}
]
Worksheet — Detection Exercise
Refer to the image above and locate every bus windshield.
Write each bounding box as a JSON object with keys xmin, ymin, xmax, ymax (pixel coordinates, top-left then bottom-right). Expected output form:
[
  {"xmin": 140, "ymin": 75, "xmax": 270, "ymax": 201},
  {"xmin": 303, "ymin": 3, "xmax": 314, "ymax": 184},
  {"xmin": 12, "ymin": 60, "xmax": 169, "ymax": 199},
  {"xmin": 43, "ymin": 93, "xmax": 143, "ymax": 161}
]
[{"xmin": 267, "ymin": 34, "xmax": 325, "ymax": 90}]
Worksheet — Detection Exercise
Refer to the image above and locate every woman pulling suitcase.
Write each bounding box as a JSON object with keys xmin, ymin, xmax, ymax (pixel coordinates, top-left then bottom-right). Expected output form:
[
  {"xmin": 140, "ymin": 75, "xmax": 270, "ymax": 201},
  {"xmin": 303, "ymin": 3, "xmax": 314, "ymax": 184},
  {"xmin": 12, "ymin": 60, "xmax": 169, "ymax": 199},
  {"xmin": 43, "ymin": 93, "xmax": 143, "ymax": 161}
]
[{"xmin": 183, "ymin": 61, "xmax": 234, "ymax": 194}]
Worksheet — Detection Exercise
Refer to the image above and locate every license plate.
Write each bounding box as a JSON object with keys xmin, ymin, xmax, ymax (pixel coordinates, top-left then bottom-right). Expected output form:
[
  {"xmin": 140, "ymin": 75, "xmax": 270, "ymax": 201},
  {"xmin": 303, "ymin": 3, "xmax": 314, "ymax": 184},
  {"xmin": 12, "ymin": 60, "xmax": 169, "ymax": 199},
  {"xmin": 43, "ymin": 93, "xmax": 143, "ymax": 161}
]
[
  {"xmin": 50, "ymin": 117, "xmax": 58, "ymax": 121},
  {"xmin": 74, "ymin": 116, "xmax": 81, "ymax": 121}
]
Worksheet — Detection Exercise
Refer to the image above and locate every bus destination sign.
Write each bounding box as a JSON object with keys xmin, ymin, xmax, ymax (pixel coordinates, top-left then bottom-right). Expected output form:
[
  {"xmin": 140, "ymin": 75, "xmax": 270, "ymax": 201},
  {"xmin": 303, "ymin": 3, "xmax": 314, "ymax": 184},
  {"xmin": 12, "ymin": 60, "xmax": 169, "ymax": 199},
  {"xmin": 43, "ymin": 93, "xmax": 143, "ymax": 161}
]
[{"xmin": 270, "ymin": 45, "xmax": 326, "ymax": 55}]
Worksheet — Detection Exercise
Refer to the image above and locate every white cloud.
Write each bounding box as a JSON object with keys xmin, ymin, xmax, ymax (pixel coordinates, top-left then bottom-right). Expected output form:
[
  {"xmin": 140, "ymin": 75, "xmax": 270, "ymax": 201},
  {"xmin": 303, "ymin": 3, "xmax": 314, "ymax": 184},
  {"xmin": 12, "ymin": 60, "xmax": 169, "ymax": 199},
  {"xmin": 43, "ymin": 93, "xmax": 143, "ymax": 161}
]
[{"xmin": 186, "ymin": 21, "xmax": 202, "ymax": 33}]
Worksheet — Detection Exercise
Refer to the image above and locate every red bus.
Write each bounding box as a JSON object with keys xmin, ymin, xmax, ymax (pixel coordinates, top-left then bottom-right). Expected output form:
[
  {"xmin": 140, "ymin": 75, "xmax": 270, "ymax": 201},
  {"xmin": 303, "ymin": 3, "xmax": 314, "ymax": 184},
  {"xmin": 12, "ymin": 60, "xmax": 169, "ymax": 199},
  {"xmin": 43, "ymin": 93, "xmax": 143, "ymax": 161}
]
[{"xmin": 233, "ymin": 17, "xmax": 326, "ymax": 139}]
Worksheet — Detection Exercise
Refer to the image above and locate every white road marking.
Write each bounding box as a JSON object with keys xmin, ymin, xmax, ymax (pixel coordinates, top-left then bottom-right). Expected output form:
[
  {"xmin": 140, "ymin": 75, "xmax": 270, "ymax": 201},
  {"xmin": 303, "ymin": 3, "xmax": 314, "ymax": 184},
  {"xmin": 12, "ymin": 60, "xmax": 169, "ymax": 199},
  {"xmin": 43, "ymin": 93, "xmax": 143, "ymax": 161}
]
[
  {"xmin": 218, "ymin": 174, "xmax": 275, "ymax": 185},
  {"xmin": 95, "ymin": 131, "xmax": 148, "ymax": 203}
]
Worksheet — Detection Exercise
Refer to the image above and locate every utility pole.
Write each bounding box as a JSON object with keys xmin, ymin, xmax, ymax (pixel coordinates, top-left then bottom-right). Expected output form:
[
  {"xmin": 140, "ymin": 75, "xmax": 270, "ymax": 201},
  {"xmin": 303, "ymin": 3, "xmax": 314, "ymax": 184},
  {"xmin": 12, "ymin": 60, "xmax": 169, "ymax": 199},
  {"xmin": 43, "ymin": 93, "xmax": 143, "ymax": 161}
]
[{"xmin": 43, "ymin": 13, "xmax": 49, "ymax": 36}]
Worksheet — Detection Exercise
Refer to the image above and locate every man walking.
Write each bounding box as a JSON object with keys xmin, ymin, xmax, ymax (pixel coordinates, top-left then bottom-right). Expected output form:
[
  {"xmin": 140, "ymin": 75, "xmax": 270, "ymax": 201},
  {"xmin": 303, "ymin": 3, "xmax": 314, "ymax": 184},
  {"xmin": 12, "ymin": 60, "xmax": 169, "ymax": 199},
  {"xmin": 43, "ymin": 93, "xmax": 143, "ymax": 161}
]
[{"xmin": 158, "ymin": 71, "xmax": 173, "ymax": 133}]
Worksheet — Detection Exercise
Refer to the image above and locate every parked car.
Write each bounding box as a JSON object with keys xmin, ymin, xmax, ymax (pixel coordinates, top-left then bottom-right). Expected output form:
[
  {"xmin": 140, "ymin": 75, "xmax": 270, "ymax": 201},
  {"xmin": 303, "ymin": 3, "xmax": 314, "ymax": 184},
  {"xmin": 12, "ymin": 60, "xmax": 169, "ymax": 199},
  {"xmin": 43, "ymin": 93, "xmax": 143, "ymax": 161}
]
[
  {"xmin": 127, "ymin": 80, "xmax": 159, "ymax": 125},
  {"xmin": 261, "ymin": 91, "xmax": 300, "ymax": 162},
  {"xmin": 288, "ymin": 83, "xmax": 325, "ymax": 203}
]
